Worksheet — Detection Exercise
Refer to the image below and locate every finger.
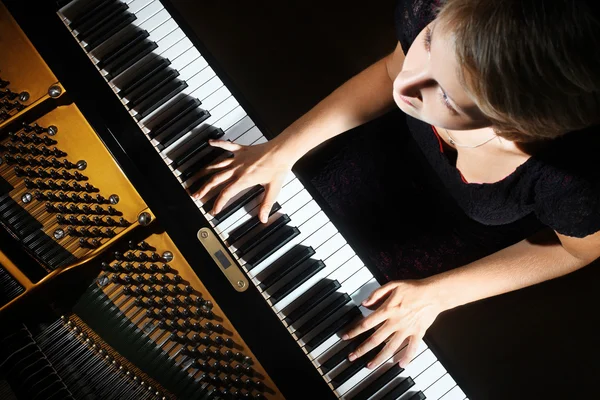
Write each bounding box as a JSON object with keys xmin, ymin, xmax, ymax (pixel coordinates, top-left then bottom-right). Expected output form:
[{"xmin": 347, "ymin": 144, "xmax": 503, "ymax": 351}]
[
  {"xmin": 347, "ymin": 323, "xmax": 394, "ymax": 362},
  {"xmin": 342, "ymin": 311, "xmax": 389, "ymax": 341},
  {"xmin": 194, "ymin": 170, "xmax": 233, "ymax": 200},
  {"xmin": 362, "ymin": 282, "xmax": 398, "ymax": 307},
  {"xmin": 212, "ymin": 181, "xmax": 250, "ymax": 215},
  {"xmin": 208, "ymin": 139, "xmax": 242, "ymax": 152},
  {"xmin": 258, "ymin": 182, "xmax": 282, "ymax": 223},
  {"xmin": 204, "ymin": 158, "xmax": 235, "ymax": 171},
  {"xmin": 398, "ymin": 335, "xmax": 423, "ymax": 368},
  {"xmin": 367, "ymin": 331, "xmax": 406, "ymax": 369}
]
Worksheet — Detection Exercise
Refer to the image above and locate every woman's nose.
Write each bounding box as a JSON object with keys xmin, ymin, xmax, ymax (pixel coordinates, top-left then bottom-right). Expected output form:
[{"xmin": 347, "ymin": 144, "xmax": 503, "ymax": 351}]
[{"xmin": 395, "ymin": 69, "xmax": 430, "ymax": 101}]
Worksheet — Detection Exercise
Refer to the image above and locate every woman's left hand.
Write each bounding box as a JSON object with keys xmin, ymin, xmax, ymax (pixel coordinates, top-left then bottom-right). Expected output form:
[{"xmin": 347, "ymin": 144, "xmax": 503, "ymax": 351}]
[{"xmin": 342, "ymin": 279, "xmax": 446, "ymax": 369}]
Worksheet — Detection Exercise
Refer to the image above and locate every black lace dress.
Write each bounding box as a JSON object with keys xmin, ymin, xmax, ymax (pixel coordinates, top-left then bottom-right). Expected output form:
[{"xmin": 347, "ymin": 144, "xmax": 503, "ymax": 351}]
[{"xmin": 305, "ymin": 0, "xmax": 600, "ymax": 282}]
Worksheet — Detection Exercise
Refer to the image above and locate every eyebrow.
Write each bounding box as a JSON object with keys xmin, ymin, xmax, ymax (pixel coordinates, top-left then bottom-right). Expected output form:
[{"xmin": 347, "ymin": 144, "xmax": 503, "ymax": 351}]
[{"xmin": 428, "ymin": 23, "xmax": 467, "ymax": 115}]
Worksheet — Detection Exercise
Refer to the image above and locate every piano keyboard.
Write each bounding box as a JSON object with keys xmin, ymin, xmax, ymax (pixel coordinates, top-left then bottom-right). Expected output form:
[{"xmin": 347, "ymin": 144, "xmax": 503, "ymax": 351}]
[{"xmin": 57, "ymin": 1, "xmax": 468, "ymax": 398}]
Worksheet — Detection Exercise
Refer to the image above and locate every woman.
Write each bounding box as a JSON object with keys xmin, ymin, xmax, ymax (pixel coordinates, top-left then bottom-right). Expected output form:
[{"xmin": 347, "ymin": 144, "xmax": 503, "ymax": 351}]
[{"xmin": 194, "ymin": 0, "xmax": 600, "ymax": 370}]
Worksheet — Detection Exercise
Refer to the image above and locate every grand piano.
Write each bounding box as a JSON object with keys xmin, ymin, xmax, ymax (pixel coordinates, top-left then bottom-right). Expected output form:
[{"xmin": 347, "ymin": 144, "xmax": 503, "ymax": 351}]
[{"xmin": 0, "ymin": 0, "xmax": 598, "ymax": 399}]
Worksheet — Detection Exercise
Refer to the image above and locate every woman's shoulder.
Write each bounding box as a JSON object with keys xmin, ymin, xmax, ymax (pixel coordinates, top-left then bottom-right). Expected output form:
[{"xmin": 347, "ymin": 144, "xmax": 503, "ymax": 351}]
[
  {"xmin": 394, "ymin": 0, "xmax": 441, "ymax": 53},
  {"xmin": 532, "ymin": 126, "xmax": 600, "ymax": 237}
]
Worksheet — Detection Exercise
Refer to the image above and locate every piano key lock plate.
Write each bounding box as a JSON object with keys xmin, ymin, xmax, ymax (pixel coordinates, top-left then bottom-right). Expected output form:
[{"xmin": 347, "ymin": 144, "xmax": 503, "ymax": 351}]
[
  {"xmin": 198, "ymin": 227, "xmax": 249, "ymax": 292},
  {"xmin": 0, "ymin": 2, "xmax": 64, "ymax": 129}
]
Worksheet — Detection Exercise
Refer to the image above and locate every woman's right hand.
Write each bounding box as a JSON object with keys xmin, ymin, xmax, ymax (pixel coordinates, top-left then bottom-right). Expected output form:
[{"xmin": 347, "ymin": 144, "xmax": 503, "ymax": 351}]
[{"xmin": 192, "ymin": 138, "xmax": 295, "ymax": 223}]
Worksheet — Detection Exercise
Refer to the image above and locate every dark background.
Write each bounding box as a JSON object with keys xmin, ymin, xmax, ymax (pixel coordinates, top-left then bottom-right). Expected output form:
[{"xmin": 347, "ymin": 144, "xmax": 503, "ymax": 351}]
[{"xmin": 166, "ymin": 1, "xmax": 600, "ymax": 399}]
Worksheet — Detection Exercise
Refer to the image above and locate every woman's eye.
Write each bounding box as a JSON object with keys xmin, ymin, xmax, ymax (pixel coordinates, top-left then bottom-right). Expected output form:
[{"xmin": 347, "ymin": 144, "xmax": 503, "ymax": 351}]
[{"xmin": 422, "ymin": 27, "xmax": 432, "ymax": 51}]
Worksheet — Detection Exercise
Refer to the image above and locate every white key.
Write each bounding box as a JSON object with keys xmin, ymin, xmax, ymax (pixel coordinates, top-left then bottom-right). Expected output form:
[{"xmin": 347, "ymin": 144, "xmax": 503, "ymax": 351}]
[
  {"xmin": 307, "ymin": 302, "xmax": 377, "ymax": 362},
  {"xmin": 273, "ymin": 233, "xmax": 349, "ymax": 312},
  {"xmin": 127, "ymin": 0, "xmax": 154, "ymax": 14},
  {"xmin": 327, "ymin": 253, "xmax": 364, "ymax": 283},
  {"xmin": 253, "ymin": 136, "xmax": 268, "ymax": 144},
  {"xmin": 299, "ymin": 279, "xmax": 377, "ymax": 347},
  {"xmin": 439, "ymin": 385, "xmax": 467, "ymax": 400},
  {"xmin": 412, "ymin": 361, "xmax": 446, "ymax": 394},
  {"xmin": 256, "ymin": 223, "xmax": 344, "ymax": 295},
  {"xmin": 424, "ymin": 374, "xmax": 457, "ymax": 400},
  {"xmin": 173, "ymin": 53, "xmax": 206, "ymax": 81},
  {"xmin": 234, "ymin": 126, "xmax": 262, "ymax": 146},
  {"xmin": 278, "ymin": 248, "xmax": 359, "ymax": 320},
  {"xmin": 217, "ymin": 177, "xmax": 302, "ymax": 237},
  {"xmin": 131, "ymin": 1, "xmax": 162, "ymax": 27},
  {"xmin": 219, "ymin": 183, "xmax": 307, "ymax": 237},
  {"xmin": 341, "ymin": 341, "xmax": 429, "ymax": 399},
  {"xmin": 213, "ymin": 105, "xmax": 247, "ymax": 133},
  {"xmin": 158, "ymin": 34, "xmax": 192, "ymax": 61},
  {"xmin": 149, "ymin": 18, "xmax": 178, "ymax": 42},
  {"xmin": 165, "ymin": 105, "xmax": 247, "ymax": 172},
  {"xmin": 371, "ymin": 348, "xmax": 436, "ymax": 400},
  {"xmin": 160, "ymin": 90, "xmax": 235, "ymax": 155},
  {"xmin": 248, "ymin": 215, "xmax": 334, "ymax": 287},
  {"xmin": 335, "ymin": 321, "xmax": 416, "ymax": 396},
  {"xmin": 137, "ymin": 8, "xmax": 170, "ymax": 32},
  {"xmin": 243, "ymin": 208, "xmax": 328, "ymax": 276},
  {"xmin": 289, "ymin": 266, "xmax": 372, "ymax": 334},
  {"xmin": 221, "ymin": 115, "xmax": 254, "ymax": 141}
]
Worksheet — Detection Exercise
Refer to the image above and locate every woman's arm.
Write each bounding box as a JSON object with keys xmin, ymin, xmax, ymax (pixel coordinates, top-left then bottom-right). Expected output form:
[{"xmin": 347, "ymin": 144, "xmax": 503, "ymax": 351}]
[
  {"xmin": 196, "ymin": 42, "xmax": 406, "ymax": 218},
  {"xmin": 343, "ymin": 230, "xmax": 600, "ymax": 368},
  {"xmin": 270, "ymin": 41, "xmax": 406, "ymax": 161},
  {"xmin": 428, "ymin": 230, "xmax": 600, "ymax": 312}
]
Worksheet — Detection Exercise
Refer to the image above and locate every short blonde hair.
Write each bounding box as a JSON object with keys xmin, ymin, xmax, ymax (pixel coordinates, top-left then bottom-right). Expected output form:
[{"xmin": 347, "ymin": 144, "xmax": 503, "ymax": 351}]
[{"xmin": 436, "ymin": 0, "xmax": 600, "ymax": 141}]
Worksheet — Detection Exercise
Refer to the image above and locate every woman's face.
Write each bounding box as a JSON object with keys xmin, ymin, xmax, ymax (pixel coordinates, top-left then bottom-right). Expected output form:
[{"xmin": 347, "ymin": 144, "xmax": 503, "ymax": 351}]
[{"xmin": 393, "ymin": 21, "xmax": 492, "ymax": 131}]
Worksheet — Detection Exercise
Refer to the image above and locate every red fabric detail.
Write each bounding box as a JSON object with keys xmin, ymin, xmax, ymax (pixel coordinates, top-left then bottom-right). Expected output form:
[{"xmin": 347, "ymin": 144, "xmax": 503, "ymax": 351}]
[
  {"xmin": 430, "ymin": 126, "xmax": 445, "ymax": 153},
  {"xmin": 431, "ymin": 126, "xmax": 469, "ymax": 183}
]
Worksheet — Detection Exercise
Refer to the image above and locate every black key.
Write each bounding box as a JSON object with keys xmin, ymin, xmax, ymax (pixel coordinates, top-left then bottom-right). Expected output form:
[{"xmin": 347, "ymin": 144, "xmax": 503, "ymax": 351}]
[
  {"xmin": 283, "ymin": 278, "xmax": 340, "ymax": 324},
  {"xmin": 305, "ymin": 306, "xmax": 362, "ymax": 351},
  {"xmin": 186, "ymin": 172, "xmax": 216, "ymax": 197},
  {"xmin": 269, "ymin": 259, "xmax": 325, "ymax": 303},
  {"xmin": 245, "ymin": 226, "xmax": 300, "ymax": 271},
  {"xmin": 351, "ymin": 364, "xmax": 405, "ymax": 400},
  {"xmin": 117, "ymin": 57, "xmax": 172, "ymax": 97},
  {"xmin": 236, "ymin": 214, "xmax": 291, "ymax": 257},
  {"xmin": 171, "ymin": 127, "xmax": 224, "ymax": 168},
  {"xmin": 105, "ymin": 41, "xmax": 159, "ymax": 81},
  {"xmin": 259, "ymin": 244, "xmax": 313, "ymax": 290},
  {"xmin": 407, "ymin": 391, "xmax": 426, "ymax": 400},
  {"xmin": 68, "ymin": 0, "xmax": 116, "ymax": 31},
  {"xmin": 321, "ymin": 329, "xmax": 375, "ymax": 373},
  {"xmin": 181, "ymin": 147, "xmax": 229, "ymax": 185},
  {"xmin": 157, "ymin": 109, "xmax": 211, "ymax": 151},
  {"xmin": 212, "ymin": 185, "xmax": 265, "ymax": 225},
  {"xmin": 148, "ymin": 97, "xmax": 201, "ymax": 139},
  {"xmin": 134, "ymin": 80, "xmax": 188, "ymax": 120},
  {"xmin": 331, "ymin": 343, "xmax": 385, "ymax": 388},
  {"xmin": 84, "ymin": 14, "xmax": 137, "ymax": 52},
  {"xmin": 75, "ymin": 1, "xmax": 128, "ymax": 40},
  {"xmin": 227, "ymin": 202, "xmax": 282, "ymax": 244},
  {"xmin": 295, "ymin": 293, "xmax": 351, "ymax": 338},
  {"xmin": 127, "ymin": 70, "xmax": 181, "ymax": 109},
  {"xmin": 97, "ymin": 29, "xmax": 149, "ymax": 70},
  {"xmin": 380, "ymin": 378, "xmax": 416, "ymax": 400}
]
